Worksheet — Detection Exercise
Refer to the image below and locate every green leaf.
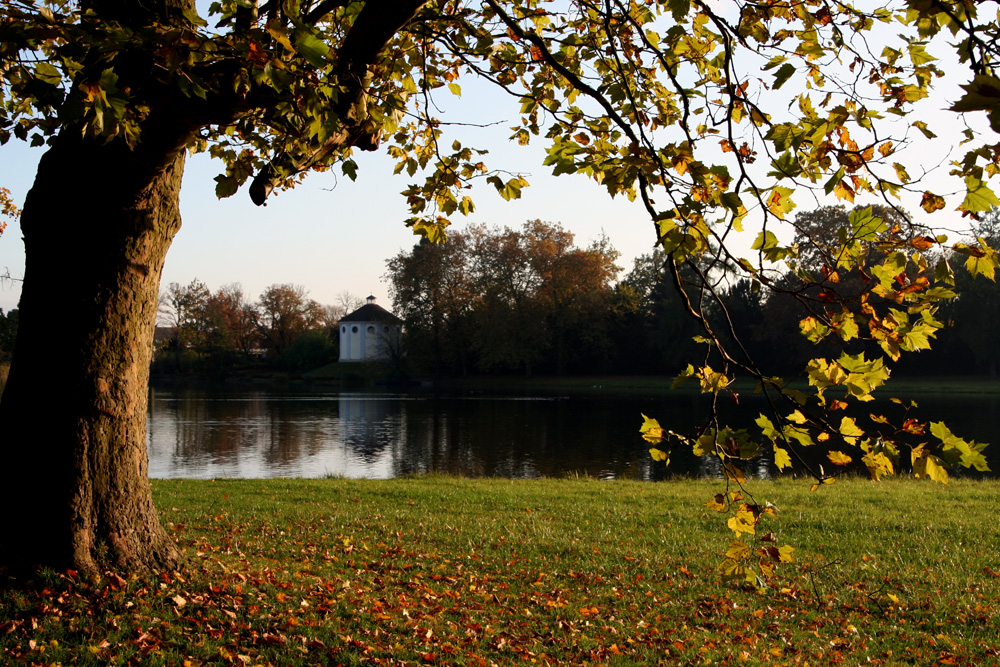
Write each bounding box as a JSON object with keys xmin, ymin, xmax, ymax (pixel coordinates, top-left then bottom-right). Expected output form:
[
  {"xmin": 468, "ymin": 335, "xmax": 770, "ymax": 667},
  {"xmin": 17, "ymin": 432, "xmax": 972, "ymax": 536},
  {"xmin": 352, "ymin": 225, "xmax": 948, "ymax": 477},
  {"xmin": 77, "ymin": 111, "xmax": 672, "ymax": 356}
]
[
  {"xmin": 930, "ymin": 422, "xmax": 990, "ymax": 471},
  {"xmin": 294, "ymin": 31, "xmax": 330, "ymax": 68},
  {"xmin": 950, "ymin": 74, "xmax": 1000, "ymax": 114},
  {"xmin": 912, "ymin": 120, "xmax": 937, "ymax": 139},
  {"xmin": 341, "ymin": 159, "xmax": 358, "ymax": 181},
  {"xmin": 848, "ymin": 206, "xmax": 888, "ymax": 241},
  {"xmin": 665, "ymin": 0, "xmax": 691, "ymax": 22},
  {"xmin": 214, "ymin": 174, "xmax": 240, "ymax": 199},
  {"xmin": 34, "ymin": 62, "xmax": 62, "ymax": 85},
  {"xmin": 961, "ymin": 176, "xmax": 1000, "ymax": 213},
  {"xmin": 772, "ymin": 63, "xmax": 796, "ymax": 90}
]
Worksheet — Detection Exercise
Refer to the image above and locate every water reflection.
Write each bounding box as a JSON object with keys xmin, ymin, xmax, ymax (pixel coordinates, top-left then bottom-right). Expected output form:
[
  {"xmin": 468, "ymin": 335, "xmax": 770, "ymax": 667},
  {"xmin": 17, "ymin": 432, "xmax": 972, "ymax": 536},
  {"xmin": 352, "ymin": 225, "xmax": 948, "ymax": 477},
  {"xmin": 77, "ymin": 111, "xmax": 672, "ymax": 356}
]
[{"xmin": 147, "ymin": 387, "xmax": 1000, "ymax": 480}]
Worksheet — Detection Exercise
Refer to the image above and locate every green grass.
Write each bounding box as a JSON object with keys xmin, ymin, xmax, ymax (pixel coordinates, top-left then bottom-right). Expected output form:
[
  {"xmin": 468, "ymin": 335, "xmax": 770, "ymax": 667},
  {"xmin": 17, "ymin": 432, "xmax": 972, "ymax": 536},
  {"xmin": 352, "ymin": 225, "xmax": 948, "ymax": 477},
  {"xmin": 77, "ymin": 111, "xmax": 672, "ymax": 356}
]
[
  {"xmin": 2, "ymin": 477, "xmax": 998, "ymax": 666},
  {"xmin": 429, "ymin": 373, "xmax": 1000, "ymax": 398}
]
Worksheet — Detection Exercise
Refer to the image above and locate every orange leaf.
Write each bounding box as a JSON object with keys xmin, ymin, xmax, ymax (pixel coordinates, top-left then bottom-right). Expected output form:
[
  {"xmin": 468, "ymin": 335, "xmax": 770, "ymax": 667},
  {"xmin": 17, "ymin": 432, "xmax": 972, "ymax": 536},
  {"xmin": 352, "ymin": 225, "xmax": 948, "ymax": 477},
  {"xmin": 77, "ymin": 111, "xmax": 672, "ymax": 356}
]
[{"xmin": 920, "ymin": 191, "xmax": 946, "ymax": 213}]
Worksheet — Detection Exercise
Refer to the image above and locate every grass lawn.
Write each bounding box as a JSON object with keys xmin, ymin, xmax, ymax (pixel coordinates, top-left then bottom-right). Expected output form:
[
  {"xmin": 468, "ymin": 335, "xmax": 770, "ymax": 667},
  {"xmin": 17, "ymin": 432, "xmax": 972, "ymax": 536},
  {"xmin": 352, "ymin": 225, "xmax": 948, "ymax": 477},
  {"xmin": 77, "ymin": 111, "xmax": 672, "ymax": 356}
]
[
  {"xmin": 426, "ymin": 374, "xmax": 1000, "ymax": 398},
  {"xmin": 1, "ymin": 476, "xmax": 998, "ymax": 666}
]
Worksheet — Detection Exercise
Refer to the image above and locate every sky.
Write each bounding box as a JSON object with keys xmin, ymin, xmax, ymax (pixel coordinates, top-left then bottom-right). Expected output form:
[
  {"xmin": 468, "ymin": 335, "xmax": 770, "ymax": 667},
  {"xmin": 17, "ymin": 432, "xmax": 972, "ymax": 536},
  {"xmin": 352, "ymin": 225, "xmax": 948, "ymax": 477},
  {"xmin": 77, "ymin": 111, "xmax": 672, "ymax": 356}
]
[
  {"xmin": 0, "ymin": 97, "xmax": 661, "ymax": 314},
  {"xmin": 0, "ymin": 5, "xmax": 991, "ymax": 315}
]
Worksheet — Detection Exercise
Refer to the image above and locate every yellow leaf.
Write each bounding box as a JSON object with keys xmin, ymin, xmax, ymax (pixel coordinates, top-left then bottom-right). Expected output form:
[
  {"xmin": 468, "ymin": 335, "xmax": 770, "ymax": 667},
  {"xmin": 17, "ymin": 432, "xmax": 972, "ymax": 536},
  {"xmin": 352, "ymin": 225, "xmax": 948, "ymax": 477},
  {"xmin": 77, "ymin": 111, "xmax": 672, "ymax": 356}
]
[
  {"xmin": 765, "ymin": 185, "xmax": 797, "ymax": 220},
  {"xmin": 912, "ymin": 446, "xmax": 949, "ymax": 483},
  {"xmin": 693, "ymin": 433, "xmax": 715, "ymax": 457},
  {"xmin": 697, "ymin": 365, "xmax": 731, "ymax": 393},
  {"xmin": 722, "ymin": 461, "xmax": 747, "ymax": 483},
  {"xmin": 727, "ymin": 506, "xmax": 757, "ymax": 535},
  {"xmin": 719, "ymin": 557, "xmax": 745, "ymax": 579},
  {"xmin": 649, "ymin": 447, "xmax": 668, "ymax": 462},
  {"xmin": 827, "ymin": 450, "xmax": 853, "ymax": 466},
  {"xmin": 834, "ymin": 179, "xmax": 855, "ymax": 202},
  {"xmin": 839, "ymin": 416, "xmax": 864, "ymax": 445},
  {"xmin": 862, "ymin": 450, "xmax": 894, "ymax": 480},
  {"xmin": 705, "ymin": 493, "xmax": 727, "ymax": 512},
  {"xmin": 725, "ymin": 540, "xmax": 750, "ymax": 560},
  {"xmin": 799, "ymin": 315, "xmax": 830, "ymax": 342},
  {"xmin": 639, "ymin": 413, "xmax": 664, "ymax": 444},
  {"xmin": 778, "ymin": 545, "xmax": 795, "ymax": 563},
  {"xmin": 774, "ymin": 446, "xmax": 792, "ymax": 470}
]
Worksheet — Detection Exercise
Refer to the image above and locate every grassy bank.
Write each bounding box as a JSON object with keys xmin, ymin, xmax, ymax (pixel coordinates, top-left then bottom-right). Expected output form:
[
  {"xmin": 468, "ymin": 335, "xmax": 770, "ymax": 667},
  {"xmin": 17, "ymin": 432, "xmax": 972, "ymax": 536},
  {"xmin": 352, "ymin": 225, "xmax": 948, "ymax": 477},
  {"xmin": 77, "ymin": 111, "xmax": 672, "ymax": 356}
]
[
  {"xmin": 2, "ymin": 477, "xmax": 998, "ymax": 666},
  {"xmin": 428, "ymin": 373, "xmax": 1000, "ymax": 397}
]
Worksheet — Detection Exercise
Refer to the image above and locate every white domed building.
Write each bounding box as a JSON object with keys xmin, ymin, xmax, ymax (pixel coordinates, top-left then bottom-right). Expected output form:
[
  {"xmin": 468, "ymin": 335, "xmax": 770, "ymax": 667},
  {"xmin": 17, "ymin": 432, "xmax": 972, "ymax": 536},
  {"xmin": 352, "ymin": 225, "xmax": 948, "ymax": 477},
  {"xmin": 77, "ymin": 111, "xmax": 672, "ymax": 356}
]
[{"xmin": 338, "ymin": 296, "xmax": 403, "ymax": 362}]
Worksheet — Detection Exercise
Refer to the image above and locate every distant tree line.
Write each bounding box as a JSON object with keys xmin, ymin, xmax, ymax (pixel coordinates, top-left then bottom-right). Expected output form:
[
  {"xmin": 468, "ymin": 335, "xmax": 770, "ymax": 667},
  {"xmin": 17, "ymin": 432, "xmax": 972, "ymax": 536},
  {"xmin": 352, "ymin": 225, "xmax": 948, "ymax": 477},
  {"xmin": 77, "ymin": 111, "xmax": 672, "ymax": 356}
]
[
  {"xmin": 4, "ymin": 208, "xmax": 999, "ymax": 385},
  {"xmin": 386, "ymin": 220, "xmax": 625, "ymax": 376},
  {"xmin": 387, "ymin": 213, "xmax": 1000, "ymax": 379},
  {"xmin": 716, "ymin": 205, "xmax": 1000, "ymax": 379},
  {"xmin": 0, "ymin": 307, "xmax": 16, "ymax": 365},
  {"xmin": 0, "ymin": 307, "xmax": 16, "ymax": 395},
  {"xmin": 154, "ymin": 282, "xmax": 363, "ymax": 377}
]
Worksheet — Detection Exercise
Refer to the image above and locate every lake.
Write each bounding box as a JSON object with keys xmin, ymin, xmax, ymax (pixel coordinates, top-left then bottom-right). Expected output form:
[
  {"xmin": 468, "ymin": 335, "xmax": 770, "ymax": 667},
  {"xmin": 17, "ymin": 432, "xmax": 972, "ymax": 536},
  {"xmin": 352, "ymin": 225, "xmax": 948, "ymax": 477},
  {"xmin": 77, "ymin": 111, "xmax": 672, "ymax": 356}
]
[{"xmin": 147, "ymin": 386, "xmax": 1000, "ymax": 480}]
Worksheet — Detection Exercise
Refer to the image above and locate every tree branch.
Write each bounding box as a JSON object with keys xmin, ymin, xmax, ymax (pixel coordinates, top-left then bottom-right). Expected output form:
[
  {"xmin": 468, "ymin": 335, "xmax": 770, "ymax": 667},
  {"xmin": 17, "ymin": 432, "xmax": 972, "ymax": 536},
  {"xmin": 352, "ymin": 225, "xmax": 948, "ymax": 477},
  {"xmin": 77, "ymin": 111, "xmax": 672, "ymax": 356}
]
[
  {"xmin": 249, "ymin": 0, "xmax": 431, "ymax": 205},
  {"xmin": 303, "ymin": 0, "xmax": 350, "ymax": 26}
]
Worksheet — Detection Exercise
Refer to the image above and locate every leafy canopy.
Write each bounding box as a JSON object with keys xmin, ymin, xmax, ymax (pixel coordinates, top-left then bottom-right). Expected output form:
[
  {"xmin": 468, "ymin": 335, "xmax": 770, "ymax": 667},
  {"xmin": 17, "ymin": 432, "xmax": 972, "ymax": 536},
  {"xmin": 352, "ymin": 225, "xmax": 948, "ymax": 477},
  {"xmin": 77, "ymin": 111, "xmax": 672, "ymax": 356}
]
[{"xmin": 3, "ymin": 0, "xmax": 1000, "ymax": 581}]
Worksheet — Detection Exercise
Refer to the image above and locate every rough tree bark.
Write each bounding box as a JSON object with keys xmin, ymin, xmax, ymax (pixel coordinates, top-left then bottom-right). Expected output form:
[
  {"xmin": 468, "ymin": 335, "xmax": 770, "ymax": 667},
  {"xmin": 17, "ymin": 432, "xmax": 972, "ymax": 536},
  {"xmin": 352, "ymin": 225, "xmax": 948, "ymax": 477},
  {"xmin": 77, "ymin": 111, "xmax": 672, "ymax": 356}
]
[{"xmin": 0, "ymin": 134, "xmax": 187, "ymax": 575}]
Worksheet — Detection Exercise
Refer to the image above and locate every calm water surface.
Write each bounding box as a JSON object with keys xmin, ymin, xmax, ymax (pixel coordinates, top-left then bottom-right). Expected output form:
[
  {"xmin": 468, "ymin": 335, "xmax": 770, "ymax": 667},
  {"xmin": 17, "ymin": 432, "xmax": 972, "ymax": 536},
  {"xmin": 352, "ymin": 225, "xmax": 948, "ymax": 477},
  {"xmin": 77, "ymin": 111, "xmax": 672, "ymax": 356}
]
[{"xmin": 147, "ymin": 387, "xmax": 1000, "ymax": 479}]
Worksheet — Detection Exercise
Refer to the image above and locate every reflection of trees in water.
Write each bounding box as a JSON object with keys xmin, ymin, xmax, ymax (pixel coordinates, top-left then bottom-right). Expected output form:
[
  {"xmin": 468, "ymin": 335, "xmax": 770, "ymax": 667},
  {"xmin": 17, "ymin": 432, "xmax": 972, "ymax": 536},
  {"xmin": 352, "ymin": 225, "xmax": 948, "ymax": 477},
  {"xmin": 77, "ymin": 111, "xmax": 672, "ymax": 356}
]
[
  {"xmin": 149, "ymin": 390, "xmax": 343, "ymax": 474},
  {"xmin": 338, "ymin": 396, "xmax": 405, "ymax": 464},
  {"xmin": 261, "ymin": 399, "xmax": 337, "ymax": 467},
  {"xmin": 390, "ymin": 396, "xmax": 674, "ymax": 479},
  {"xmin": 148, "ymin": 390, "xmax": 1000, "ymax": 480},
  {"xmin": 148, "ymin": 388, "xmax": 269, "ymax": 466},
  {"xmin": 695, "ymin": 453, "xmax": 772, "ymax": 480}
]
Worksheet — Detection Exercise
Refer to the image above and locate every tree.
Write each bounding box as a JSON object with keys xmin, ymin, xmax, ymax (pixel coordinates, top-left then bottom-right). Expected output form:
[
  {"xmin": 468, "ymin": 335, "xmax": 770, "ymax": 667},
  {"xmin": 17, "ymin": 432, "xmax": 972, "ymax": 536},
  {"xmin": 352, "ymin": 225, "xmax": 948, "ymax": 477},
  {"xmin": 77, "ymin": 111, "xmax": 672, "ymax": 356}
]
[
  {"xmin": 615, "ymin": 249, "xmax": 708, "ymax": 373},
  {"xmin": 945, "ymin": 209, "xmax": 1000, "ymax": 377},
  {"xmin": 159, "ymin": 278, "xmax": 211, "ymax": 349},
  {"xmin": 2, "ymin": 1, "xmax": 999, "ymax": 575},
  {"xmin": 467, "ymin": 223, "xmax": 548, "ymax": 374},
  {"xmin": 387, "ymin": 235, "xmax": 475, "ymax": 376},
  {"xmin": 254, "ymin": 283, "xmax": 322, "ymax": 356},
  {"xmin": 336, "ymin": 292, "xmax": 365, "ymax": 318},
  {"xmin": 0, "ymin": 308, "xmax": 16, "ymax": 364},
  {"xmin": 204, "ymin": 283, "xmax": 259, "ymax": 360},
  {"xmin": 388, "ymin": 221, "xmax": 621, "ymax": 375}
]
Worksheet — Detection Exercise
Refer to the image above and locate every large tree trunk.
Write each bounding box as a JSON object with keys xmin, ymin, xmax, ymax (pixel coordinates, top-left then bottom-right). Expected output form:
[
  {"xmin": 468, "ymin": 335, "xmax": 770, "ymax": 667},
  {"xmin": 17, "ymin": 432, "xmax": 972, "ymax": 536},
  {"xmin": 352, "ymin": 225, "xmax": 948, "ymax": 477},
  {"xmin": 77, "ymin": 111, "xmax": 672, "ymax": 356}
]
[{"xmin": 0, "ymin": 133, "xmax": 186, "ymax": 576}]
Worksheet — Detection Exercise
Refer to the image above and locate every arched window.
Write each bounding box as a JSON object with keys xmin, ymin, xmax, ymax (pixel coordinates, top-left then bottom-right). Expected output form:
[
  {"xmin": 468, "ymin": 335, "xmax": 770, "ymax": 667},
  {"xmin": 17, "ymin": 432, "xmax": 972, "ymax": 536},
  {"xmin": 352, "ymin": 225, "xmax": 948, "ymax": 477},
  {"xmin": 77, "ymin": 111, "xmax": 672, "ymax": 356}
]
[
  {"xmin": 367, "ymin": 326, "xmax": 375, "ymax": 334},
  {"xmin": 341, "ymin": 326, "xmax": 345, "ymax": 333},
  {"xmin": 351, "ymin": 326, "xmax": 358, "ymax": 333}
]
